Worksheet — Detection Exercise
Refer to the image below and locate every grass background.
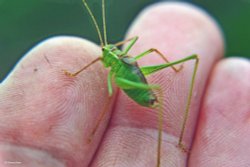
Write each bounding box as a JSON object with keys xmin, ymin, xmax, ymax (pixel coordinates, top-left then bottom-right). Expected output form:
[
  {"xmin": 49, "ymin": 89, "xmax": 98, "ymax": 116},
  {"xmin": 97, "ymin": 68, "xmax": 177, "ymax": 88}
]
[{"xmin": 0, "ymin": 0, "xmax": 249, "ymax": 81}]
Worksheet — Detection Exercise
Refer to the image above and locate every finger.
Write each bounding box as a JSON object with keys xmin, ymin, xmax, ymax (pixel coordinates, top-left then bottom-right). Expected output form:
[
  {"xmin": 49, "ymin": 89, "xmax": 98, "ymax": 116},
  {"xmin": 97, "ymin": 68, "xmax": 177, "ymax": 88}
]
[
  {"xmin": 190, "ymin": 58, "xmax": 250, "ymax": 167},
  {"xmin": 91, "ymin": 2, "xmax": 224, "ymax": 167},
  {"xmin": 0, "ymin": 37, "xmax": 113, "ymax": 167}
]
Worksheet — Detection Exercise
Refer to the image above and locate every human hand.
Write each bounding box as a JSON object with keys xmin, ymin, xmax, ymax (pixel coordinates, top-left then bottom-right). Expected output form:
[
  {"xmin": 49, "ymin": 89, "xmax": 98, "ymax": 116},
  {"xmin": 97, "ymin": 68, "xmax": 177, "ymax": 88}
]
[{"xmin": 0, "ymin": 2, "xmax": 249, "ymax": 167}]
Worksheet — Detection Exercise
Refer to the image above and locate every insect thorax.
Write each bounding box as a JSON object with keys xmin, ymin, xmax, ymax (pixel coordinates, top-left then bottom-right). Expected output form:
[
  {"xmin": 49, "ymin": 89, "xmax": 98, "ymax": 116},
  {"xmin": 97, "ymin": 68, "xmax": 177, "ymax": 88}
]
[{"xmin": 101, "ymin": 44, "xmax": 122, "ymax": 68}]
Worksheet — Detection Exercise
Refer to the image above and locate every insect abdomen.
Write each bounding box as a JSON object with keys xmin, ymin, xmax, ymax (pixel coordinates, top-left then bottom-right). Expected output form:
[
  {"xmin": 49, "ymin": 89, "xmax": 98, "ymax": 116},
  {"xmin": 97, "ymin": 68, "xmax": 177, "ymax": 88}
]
[
  {"xmin": 115, "ymin": 62, "xmax": 157, "ymax": 107},
  {"xmin": 124, "ymin": 89, "xmax": 157, "ymax": 107}
]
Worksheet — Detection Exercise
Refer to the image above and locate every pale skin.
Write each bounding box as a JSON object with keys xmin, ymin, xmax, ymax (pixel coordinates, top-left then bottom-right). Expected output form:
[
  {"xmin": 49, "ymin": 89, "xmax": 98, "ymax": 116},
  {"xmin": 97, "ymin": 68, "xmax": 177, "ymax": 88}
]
[{"xmin": 0, "ymin": 2, "xmax": 249, "ymax": 167}]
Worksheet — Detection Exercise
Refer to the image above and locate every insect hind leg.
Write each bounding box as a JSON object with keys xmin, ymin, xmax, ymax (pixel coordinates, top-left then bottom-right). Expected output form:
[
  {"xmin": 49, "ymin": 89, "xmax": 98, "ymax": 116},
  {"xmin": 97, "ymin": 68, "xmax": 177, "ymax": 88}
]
[
  {"xmin": 150, "ymin": 87, "xmax": 164, "ymax": 167},
  {"xmin": 140, "ymin": 54, "xmax": 199, "ymax": 152},
  {"xmin": 115, "ymin": 77, "xmax": 164, "ymax": 167}
]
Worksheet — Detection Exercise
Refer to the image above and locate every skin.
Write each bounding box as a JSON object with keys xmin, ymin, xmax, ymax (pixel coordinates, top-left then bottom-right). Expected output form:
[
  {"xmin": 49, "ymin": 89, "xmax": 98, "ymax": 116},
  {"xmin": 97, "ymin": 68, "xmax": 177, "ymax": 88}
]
[{"xmin": 0, "ymin": 2, "xmax": 249, "ymax": 167}]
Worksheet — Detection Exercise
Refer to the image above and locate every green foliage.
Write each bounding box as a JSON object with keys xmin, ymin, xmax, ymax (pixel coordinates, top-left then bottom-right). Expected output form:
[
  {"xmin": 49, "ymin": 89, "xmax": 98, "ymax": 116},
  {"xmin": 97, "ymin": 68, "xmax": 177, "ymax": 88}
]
[
  {"xmin": 0, "ymin": 0, "xmax": 249, "ymax": 81},
  {"xmin": 192, "ymin": 0, "xmax": 250, "ymax": 58},
  {"xmin": 0, "ymin": 0, "xmax": 153, "ymax": 80}
]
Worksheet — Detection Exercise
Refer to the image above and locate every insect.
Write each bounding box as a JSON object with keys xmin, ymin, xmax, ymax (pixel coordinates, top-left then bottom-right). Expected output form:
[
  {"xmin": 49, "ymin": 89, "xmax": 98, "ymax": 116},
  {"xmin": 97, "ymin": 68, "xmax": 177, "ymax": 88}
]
[{"xmin": 64, "ymin": 0, "xmax": 199, "ymax": 166}]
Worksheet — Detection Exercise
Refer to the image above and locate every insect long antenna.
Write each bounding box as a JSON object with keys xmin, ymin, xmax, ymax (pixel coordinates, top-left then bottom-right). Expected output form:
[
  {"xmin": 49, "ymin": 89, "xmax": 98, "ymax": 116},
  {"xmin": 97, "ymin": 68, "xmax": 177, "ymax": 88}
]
[
  {"xmin": 82, "ymin": 0, "xmax": 104, "ymax": 47},
  {"xmin": 102, "ymin": 0, "xmax": 108, "ymax": 45}
]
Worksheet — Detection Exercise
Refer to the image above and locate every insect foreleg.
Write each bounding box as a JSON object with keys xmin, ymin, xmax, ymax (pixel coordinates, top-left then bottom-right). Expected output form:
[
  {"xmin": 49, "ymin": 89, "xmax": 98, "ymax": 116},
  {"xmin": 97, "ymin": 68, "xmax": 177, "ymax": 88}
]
[
  {"xmin": 114, "ymin": 36, "xmax": 138, "ymax": 47},
  {"xmin": 63, "ymin": 57, "xmax": 101, "ymax": 77},
  {"xmin": 140, "ymin": 54, "xmax": 199, "ymax": 151},
  {"xmin": 135, "ymin": 48, "xmax": 183, "ymax": 72},
  {"xmin": 155, "ymin": 87, "xmax": 164, "ymax": 167},
  {"xmin": 114, "ymin": 36, "xmax": 139, "ymax": 56}
]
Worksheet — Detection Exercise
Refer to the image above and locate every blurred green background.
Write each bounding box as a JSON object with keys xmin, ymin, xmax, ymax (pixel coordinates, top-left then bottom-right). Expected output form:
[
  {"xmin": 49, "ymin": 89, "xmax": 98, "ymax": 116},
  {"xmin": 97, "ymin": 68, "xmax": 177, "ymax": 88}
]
[{"xmin": 0, "ymin": 0, "xmax": 250, "ymax": 81}]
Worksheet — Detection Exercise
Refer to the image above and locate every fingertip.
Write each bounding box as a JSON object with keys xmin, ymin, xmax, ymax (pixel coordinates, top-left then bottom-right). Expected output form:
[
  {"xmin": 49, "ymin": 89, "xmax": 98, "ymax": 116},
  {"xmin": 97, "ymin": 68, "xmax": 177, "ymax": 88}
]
[
  {"xmin": 126, "ymin": 1, "xmax": 224, "ymax": 63},
  {"xmin": 109, "ymin": 2, "xmax": 226, "ymax": 165},
  {"xmin": 0, "ymin": 36, "xmax": 111, "ymax": 166},
  {"xmin": 2, "ymin": 36, "xmax": 102, "ymax": 85},
  {"xmin": 202, "ymin": 57, "xmax": 250, "ymax": 116},
  {"xmin": 214, "ymin": 57, "xmax": 250, "ymax": 78},
  {"xmin": 121, "ymin": 1, "xmax": 225, "ymax": 137},
  {"xmin": 1, "ymin": 36, "xmax": 106, "ymax": 111},
  {"xmin": 190, "ymin": 58, "xmax": 250, "ymax": 166}
]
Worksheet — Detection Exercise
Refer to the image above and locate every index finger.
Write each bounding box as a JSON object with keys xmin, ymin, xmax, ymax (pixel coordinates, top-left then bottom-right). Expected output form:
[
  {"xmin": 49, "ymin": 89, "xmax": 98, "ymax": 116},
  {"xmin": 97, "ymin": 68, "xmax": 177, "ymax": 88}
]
[{"xmin": 91, "ymin": 2, "xmax": 224, "ymax": 166}]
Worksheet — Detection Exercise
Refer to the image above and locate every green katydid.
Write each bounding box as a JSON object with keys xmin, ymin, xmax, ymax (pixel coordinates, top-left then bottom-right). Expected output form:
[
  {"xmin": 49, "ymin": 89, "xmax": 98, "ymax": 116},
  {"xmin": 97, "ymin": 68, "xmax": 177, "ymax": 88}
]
[{"xmin": 64, "ymin": 0, "xmax": 199, "ymax": 167}]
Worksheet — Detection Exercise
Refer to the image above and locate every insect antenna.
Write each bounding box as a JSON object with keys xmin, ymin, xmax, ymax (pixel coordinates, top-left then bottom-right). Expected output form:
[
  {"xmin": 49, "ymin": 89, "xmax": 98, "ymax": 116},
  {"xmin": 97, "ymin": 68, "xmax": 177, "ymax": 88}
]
[
  {"xmin": 102, "ymin": 0, "xmax": 108, "ymax": 45},
  {"xmin": 82, "ymin": 0, "xmax": 104, "ymax": 47}
]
